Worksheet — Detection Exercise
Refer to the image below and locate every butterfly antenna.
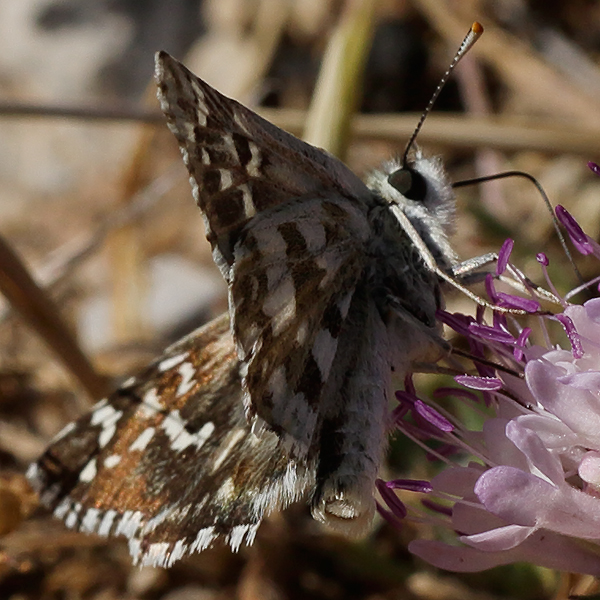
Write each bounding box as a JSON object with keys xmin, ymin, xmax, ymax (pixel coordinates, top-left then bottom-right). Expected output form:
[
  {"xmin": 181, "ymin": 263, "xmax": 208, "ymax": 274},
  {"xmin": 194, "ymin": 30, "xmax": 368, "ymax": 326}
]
[
  {"xmin": 453, "ymin": 170, "xmax": 585, "ymax": 285},
  {"xmin": 402, "ymin": 22, "xmax": 483, "ymax": 166}
]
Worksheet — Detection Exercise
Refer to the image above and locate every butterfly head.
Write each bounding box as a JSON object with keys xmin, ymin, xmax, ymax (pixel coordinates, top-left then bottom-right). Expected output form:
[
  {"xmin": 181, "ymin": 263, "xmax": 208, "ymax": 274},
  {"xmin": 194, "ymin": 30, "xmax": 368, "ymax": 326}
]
[{"xmin": 367, "ymin": 150, "xmax": 458, "ymax": 266}]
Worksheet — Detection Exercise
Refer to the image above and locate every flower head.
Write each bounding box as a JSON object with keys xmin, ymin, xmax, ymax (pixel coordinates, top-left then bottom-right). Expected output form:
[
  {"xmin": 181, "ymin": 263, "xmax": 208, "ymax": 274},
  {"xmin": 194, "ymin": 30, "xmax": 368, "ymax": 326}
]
[{"xmin": 382, "ymin": 210, "xmax": 600, "ymax": 575}]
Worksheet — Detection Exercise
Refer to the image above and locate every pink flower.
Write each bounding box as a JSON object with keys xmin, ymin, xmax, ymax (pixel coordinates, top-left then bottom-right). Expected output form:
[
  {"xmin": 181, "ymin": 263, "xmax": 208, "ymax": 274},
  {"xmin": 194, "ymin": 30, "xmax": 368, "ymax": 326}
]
[{"xmin": 383, "ymin": 211, "xmax": 600, "ymax": 575}]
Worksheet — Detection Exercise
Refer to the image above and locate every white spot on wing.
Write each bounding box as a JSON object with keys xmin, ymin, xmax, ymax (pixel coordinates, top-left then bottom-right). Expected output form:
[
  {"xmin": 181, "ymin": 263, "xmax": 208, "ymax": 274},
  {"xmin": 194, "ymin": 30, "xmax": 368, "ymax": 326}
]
[
  {"xmin": 190, "ymin": 83, "xmax": 207, "ymax": 126},
  {"xmin": 219, "ymin": 168, "xmax": 233, "ymax": 190},
  {"xmin": 51, "ymin": 421, "xmax": 76, "ymax": 443},
  {"xmin": 140, "ymin": 387, "xmax": 163, "ymax": 417},
  {"xmin": 247, "ymin": 141, "xmax": 261, "ymax": 177},
  {"xmin": 189, "ymin": 526, "xmax": 217, "ymax": 553},
  {"xmin": 177, "ymin": 362, "xmax": 196, "ymax": 396},
  {"xmin": 54, "ymin": 497, "xmax": 71, "ymax": 520},
  {"xmin": 129, "ymin": 427, "xmax": 155, "ymax": 452},
  {"xmin": 211, "ymin": 428, "xmax": 246, "ymax": 472},
  {"xmin": 161, "ymin": 410, "xmax": 215, "ymax": 452},
  {"xmin": 91, "ymin": 398, "xmax": 108, "ymax": 411},
  {"xmin": 158, "ymin": 352, "xmax": 188, "ymax": 372},
  {"xmin": 194, "ymin": 421, "xmax": 215, "ymax": 449},
  {"xmin": 80, "ymin": 508, "xmax": 100, "ymax": 533},
  {"xmin": 229, "ymin": 524, "xmax": 251, "ymax": 552},
  {"xmin": 25, "ymin": 463, "xmax": 41, "ymax": 486},
  {"xmin": 129, "ymin": 539, "xmax": 142, "ymax": 564},
  {"xmin": 262, "ymin": 274, "xmax": 296, "ymax": 336},
  {"xmin": 115, "ymin": 510, "xmax": 144, "ymax": 538},
  {"xmin": 312, "ymin": 328, "xmax": 337, "ymax": 379},
  {"xmin": 215, "ymin": 477, "xmax": 236, "ymax": 502},
  {"xmin": 103, "ymin": 454, "xmax": 121, "ymax": 468},
  {"xmin": 161, "ymin": 409, "xmax": 186, "ymax": 445},
  {"xmin": 167, "ymin": 539, "xmax": 188, "ymax": 567},
  {"xmin": 91, "ymin": 404, "xmax": 123, "ymax": 448},
  {"xmin": 142, "ymin": 542, "xmax": 170, "ymax": 568},
  {"xmin": 233, "ymin": 110, "xmax": 249, "ymax": 134},
  {"xmin": 246, "ymin": 523, "xmax": 259, "ymax": 546},
  {"xmin": 98, "ymin": 509, "xmax": 117, "ymax": 536},
  {"xmin": 65, "ymin": 502, "xmax": 82, "ymax": 529},
  {"xmin": 239, "ymin": 183, "xmax": 256, "ymax": 218},
  {"xmin": 91, "ymin": 404, "xmax": 117, "ymax": 426},
  {"xmin": 79, "ymin": 459, "xmax": 97, "ymax": 483}
]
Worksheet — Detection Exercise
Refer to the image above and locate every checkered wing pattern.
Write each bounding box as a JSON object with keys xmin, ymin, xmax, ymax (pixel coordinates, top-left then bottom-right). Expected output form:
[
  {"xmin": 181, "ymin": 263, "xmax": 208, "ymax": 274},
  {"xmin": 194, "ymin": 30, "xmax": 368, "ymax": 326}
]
[
  {"xmin": 156, "ymin": 53, "xmax": 375, "ymax": 453},
  {"xmin": 28, "ymin": 51, "xmax": 459, "ymax": 568},
  {"xmin": 28, "ymin": 315, "xmax": 315, "ymax": 567}
]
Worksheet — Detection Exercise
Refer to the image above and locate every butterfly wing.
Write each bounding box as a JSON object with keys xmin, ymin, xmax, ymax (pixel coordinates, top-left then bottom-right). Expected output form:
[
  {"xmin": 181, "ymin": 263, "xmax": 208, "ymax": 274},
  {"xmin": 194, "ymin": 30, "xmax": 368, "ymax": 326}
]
[
  {"xmin": 156, "ymin": 53, "xmax": 376, "ymax": 453},
  {"xmin": 155, "ymin": 51, "xmax": 370, "ymax": 280},
  {"xmin": 27, "ymin": 314, "xmax": 315, "ymax": 567}
]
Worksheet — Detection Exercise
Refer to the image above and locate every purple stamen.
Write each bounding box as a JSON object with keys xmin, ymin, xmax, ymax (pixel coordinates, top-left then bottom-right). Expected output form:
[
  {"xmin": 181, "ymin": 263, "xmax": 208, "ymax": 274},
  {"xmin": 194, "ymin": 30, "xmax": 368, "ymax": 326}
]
[
  {"xmin": 455, "ymin": 375, "xmax": 503, "ymax": 391},
  {"xmin": 588, "ymin": 161, "xmax": 600, "ymax": 176},
  {"xmin": 513, "ymin": 327, "xmax": 531, "ymax": 361},
  {"xmin": 376, "ymin": 502, "xmax": 404, "ymax": 529},
  {"xmin": 376, "ymin": 479, "xmax": 408, "ymax": 518},
  {"xmin": 496, "ymin": 292, "xmax": 541, "ymax": 313},
  {"xmin": 421, "ymin": 498, "xmax": 453, "ymax": 517},
  {"xmin": 555, "ymin": 205, "xmax": 593, "ymax": 255},
  {"xmin": 485, "ymin": 273, "xmax": 498, "ymax": 303},
  {"xmin": 390, "ymin": 403, "xmax": 410, "ymax": 425},
  {"xmin": 496, "ymin": 239, "xmax": 514, "ymax": 275},
  {"xmin": 414, "ymin": 400, "xmax": 454, "ymax": 432},
  {"xmin": 395, "ymin": 389, "xmax": 418, "ymax": 406},
  {"xmin": 555, "ymin": 314, "xmax": 584, "ymax": 358},
  {"xmin": 492, "ymin": 310, "xmax": 509, "ymax": 332},
  {"xmin": 436, "ymin": 310, "xmax": 473, "ymax": 336},
  {"xmin": 386, "ymin": 479, "xmax": 433, "ymax": 493},
  {"xmin": 468, "ymin": 323, "xmax": 515, "ymax": 344}
]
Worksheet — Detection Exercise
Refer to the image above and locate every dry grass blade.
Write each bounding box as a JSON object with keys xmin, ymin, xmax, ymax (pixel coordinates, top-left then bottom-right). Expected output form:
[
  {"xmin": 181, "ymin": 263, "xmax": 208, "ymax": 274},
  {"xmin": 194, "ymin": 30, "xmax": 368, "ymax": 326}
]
[
  {"xmin": 3, "ymin": 101, "xmax": 599, "ymax": 157},
  {"xmin": 0, "ymin": 101, "xmax": 162, "ymax": 123},
  {"xmin": 302, "ymin": 0, "xmax": 376, "ymax": 157},
  {"xmin": 0, "ymin": 234, "xmax": 109, "ymax": 400}
]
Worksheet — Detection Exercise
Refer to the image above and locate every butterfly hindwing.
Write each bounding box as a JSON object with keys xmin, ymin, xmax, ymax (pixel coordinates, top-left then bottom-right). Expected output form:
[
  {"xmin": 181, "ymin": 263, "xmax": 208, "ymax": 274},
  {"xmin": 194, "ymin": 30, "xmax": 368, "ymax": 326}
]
[
  {"xmin": 27, "ymin": 314, "xmax": 315, "ymax": 567},
  {"xmin": 230, "ymin": 195, "xmax": 372, "ymax": 453}
]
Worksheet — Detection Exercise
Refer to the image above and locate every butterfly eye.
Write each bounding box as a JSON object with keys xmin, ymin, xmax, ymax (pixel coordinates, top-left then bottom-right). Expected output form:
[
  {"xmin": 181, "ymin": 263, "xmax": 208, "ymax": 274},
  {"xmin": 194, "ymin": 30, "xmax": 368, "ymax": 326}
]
[{"xmin": 387, "ymin": 168, "xmax": 427, "ymax": 202}]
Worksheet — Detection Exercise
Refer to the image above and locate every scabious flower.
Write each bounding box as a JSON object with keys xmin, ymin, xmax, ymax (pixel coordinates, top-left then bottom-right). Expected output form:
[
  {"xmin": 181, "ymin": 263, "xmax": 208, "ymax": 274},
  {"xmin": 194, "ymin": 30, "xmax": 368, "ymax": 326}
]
[{"xmin": 380, "ymin": 203, "xmax": 600, "ymax": 575}]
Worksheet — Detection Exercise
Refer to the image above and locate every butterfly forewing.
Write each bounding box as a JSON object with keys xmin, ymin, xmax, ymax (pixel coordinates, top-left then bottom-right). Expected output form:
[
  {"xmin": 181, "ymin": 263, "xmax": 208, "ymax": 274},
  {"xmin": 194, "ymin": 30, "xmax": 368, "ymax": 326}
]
[
  {"xmin": 155, "ymin": 51, "xmax": 369, "ymax": 279},
  {"xmin": 27, "ymin": 314, "xmax": 314, "ymax": 567},
  {"xmin": 156, "ymin": 52, "xmax": 378, "ymax": 452}
]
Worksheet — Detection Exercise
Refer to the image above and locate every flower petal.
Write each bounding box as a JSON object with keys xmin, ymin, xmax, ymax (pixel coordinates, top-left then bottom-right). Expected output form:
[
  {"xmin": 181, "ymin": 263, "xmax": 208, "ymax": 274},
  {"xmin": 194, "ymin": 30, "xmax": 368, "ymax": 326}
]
[
  {"xmin": 410, "ymin": 531, "xmax": 600, "ymax": 575},
  {"xmin": 409, "ymin": 540, "xmax": 515, "ymax": 572},
  {"xmin": 475, "ymin": 466, "xmax": 600, "ymax": 539},
  {"xmin": 431, "ymin": 466, "xmax": 484, "ymax": 497},
  {"xmin": 505, "ymin": 420, "xmax": 564, "ymax": 485},
  {"xmin": 460, "ymin": 523, "xmax": 534, "ymax": 551}
]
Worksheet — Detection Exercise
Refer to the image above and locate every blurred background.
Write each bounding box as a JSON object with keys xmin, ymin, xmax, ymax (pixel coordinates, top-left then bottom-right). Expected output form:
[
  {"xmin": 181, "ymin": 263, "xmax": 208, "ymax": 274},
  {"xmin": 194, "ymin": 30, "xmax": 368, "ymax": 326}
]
[{"xmin": 0, "ymin": 0, "xmax": 599, "ymax": 598}]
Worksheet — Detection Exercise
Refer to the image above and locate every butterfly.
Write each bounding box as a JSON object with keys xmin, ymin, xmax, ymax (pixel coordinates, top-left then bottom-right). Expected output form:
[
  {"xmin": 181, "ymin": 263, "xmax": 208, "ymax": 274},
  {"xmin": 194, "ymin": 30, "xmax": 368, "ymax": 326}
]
[{"xmin": 26, "ymin": 41, "xmax": 469, "ymax": 567}]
